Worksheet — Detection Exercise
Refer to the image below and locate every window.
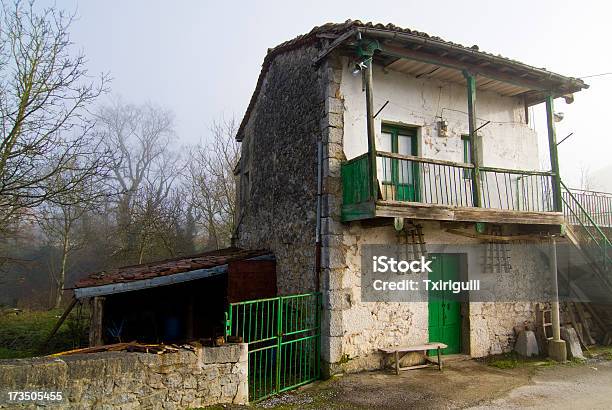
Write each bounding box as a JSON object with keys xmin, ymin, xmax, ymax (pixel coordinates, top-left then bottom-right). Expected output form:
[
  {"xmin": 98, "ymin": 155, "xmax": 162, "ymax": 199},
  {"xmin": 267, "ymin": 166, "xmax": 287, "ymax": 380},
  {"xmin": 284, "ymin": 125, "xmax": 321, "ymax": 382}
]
[
  {"xmin": 242, "ymin": 170, "xmax": 250, "ymax": 206},
  {"xmin": 378, "ymin": 124, "xmax": 420, "ymax": 201},
  {"xmin": 461, "ymin": 135, "xmax": 472, "ymax": 180},
  {"xmin": 379, "ymin": 125, "xmax": 417, "ymax": 183}
]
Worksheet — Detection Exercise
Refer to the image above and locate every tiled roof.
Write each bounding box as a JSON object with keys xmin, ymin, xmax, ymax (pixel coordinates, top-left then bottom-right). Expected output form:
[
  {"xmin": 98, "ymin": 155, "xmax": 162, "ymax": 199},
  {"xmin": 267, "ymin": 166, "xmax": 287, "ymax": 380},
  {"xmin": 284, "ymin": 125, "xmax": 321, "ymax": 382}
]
[
  {"xmin": 236, "ymin": 20, "xmax": 587, "ymax": 140},
  {"xmin": 75, "ymin": 248, "xmax": 270, "ymax": 288}
]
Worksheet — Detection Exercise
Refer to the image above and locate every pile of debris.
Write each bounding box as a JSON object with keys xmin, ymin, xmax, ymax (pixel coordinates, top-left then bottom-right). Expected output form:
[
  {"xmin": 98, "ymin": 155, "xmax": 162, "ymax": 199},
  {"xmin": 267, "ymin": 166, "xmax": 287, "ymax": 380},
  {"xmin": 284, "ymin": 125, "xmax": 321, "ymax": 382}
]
[
  {"xmin": 514, "ymin": 302, "xmax": 611, "ymax": 360},
  {"xmin": 48, "ymin": 335, "xmax": 244, "ymax": 357},
  {"xmin": 50, "ymin": 342, "xmax": 195, "ymax": 357}
]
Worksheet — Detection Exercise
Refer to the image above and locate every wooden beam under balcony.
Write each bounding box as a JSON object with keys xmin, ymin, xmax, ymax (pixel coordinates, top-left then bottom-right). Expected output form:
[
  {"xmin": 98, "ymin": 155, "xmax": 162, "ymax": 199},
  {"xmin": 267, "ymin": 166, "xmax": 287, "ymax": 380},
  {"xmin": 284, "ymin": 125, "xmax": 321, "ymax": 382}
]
[{"xmin": 374, "ymin": 201, "xmax": 564, "ymax": 225}]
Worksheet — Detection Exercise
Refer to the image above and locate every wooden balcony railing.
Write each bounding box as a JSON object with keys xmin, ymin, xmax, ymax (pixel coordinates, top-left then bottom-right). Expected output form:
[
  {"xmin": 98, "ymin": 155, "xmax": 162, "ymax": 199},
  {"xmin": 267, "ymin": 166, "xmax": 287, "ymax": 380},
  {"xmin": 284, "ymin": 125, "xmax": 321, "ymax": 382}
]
[{"xmin": 341, "ymin": 152, "xmax": 558, "ymax": 220}]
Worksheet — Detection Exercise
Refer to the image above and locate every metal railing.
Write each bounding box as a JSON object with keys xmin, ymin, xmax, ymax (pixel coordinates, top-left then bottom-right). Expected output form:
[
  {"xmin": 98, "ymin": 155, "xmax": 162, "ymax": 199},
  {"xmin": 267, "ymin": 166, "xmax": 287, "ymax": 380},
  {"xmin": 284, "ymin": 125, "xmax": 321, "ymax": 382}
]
[
  {"xmin": 377, "ymin": 151, "xmax": 475, "ymax": 207},
  {"xmin": 561, "ymin": 181, "xmax": 612, "ymax": 273},
  {"xmin": 563, "ymin": 187, "xmax": 612, "ymax": 228},
  {"xmin": 374, "ymin": 151, "xmax": 555, "ymax": 212},
  {"xmin": 226, "ymin": 293, "xmax": 321, "ymax": 402},
  {"xmin": 480, "ymin": 166, "xmax": 554, "ymax": 212}
]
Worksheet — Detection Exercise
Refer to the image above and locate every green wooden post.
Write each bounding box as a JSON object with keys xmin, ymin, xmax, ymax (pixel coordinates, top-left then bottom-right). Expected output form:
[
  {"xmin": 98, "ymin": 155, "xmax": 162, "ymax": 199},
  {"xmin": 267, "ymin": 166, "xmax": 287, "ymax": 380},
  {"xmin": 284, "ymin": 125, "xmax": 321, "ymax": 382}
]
[
  {"xmin": 546, "ymin": 95, "xmax": 563, "ymax": 212},
  {"xmin": 364, "ymin": 58, "xmax": 378, "ymax": 200},
  {"xmin": 463, "ymin": 70, "xmax": 482, "ymax": 207},
  {"xmin": 358, "ymin": 39, "xmax": 381, "ymax": 201}
]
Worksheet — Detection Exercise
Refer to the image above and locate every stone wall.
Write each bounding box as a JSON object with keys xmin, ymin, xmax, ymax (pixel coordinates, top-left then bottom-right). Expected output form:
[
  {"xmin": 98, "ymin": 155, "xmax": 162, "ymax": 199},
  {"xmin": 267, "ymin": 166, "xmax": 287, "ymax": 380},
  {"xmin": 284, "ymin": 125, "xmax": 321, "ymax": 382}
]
[
  {"xmin": 0, "ymin": 344, "xmax": 248, "ymax": 409},
  {"xmin": 236, "ymin": 43, "xmax": 329, "ymax": 295},
  {"xmin": 324, "ymin": 218, "xmax": 550, "ymax": 373},
  {"xmin": 235, "ymin": 41, "xmax": 556, "ymax": 376}
]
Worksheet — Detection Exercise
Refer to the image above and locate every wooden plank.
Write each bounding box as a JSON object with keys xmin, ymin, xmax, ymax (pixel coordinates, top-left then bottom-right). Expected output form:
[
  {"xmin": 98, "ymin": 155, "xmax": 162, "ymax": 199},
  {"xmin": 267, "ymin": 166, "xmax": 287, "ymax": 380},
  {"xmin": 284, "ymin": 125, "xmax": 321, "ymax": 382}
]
[
  {"xmin": 379, "ymin": 342, "xmax": 447, "ymax": 353},
  {"xmin": 574, "ymin": 303, "xmax": 596, "ymax": 345},
  {"xmin": 446, "ymin": 228, "xmax": 548, "ymax": 242},
  {"xmin": 380, "ymin": 43, "xmax": 554, "ymax": 92},
  {"xmin": 480, "ymin": 165, "xmax": 554, "ymax": 177},
  {"xmin": 566, "ymin": 302, "xmax": 588, "ymax": 349},
  {"xmin": 377, "ymin": 151, "xmax": 474, "ymax": 169},
  {"xmin": 375, "ymin": 201, "xmax": 564, "ymax": 225},
  {"xmin": 578, "ymin": 301, "xmax": 608, "ymax": 334},
  {"xmin": 39, "ymin": 298, "xmax": 78, "ymax": 351},
  {"xmin": 398, "ymin": 364, "xmax": 431, "ymax": 371},
  {"xmin": 341, "ymin": 201, "xmax": 376, "ymax": 222},
  {"xmin": 89, "ymin": 296, "xmax": 105, "ymax": 347},
  {"xmin": 312, "ymin": 28, "xmax": 359, "ymax": 65}
]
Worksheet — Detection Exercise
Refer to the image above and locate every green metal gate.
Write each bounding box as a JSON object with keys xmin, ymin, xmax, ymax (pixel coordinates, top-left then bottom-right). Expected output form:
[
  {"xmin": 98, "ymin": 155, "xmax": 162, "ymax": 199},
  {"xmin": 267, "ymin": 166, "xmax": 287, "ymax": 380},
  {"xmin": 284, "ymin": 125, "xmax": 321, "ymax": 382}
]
[{"xmin": 225, "ymin": 292, "xmax": 321, "ymax": 402}]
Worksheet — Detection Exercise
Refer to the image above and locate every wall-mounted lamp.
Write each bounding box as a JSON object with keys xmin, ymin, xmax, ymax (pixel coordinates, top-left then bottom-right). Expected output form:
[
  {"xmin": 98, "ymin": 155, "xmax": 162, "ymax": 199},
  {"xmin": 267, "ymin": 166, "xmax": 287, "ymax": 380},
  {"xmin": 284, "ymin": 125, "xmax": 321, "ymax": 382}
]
[
  {"xmin": 438, "ymin": 119, "xmax": 448, "ymax": 137},
  {"xmin": 351, "ymin": 57, "xmax": 371, "ymax": 76}
]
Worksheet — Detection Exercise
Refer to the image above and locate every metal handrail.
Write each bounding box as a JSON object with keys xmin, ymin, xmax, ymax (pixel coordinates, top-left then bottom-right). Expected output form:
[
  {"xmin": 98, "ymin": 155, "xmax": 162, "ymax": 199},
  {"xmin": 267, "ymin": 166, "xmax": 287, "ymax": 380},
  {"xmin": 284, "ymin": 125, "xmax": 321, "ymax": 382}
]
[{"xmin": 561, "ymin": 181, "xmax": 612, "ymax": 248}]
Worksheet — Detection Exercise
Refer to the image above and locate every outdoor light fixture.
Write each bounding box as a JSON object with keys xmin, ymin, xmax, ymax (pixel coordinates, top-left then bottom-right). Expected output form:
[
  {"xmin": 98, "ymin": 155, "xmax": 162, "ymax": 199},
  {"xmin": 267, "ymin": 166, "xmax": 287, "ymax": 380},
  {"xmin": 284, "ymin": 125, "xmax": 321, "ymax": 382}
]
[
  {"xmin": 553, "ymin": 112, "xmax": 565, "ymax": 122},
  {"xmin": 438, "ymin": 119, "xmax": 449, "ymax": 137},
  {"xmin": 352, "ymin": 58, "xmax": 371, "ymax": 76}
]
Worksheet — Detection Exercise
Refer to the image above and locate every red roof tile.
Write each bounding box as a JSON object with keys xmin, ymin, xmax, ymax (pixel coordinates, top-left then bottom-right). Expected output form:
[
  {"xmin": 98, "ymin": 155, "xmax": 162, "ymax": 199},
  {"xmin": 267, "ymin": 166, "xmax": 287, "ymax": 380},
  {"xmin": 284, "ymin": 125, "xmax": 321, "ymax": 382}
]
[{"xmin": 75, "ymin": 248, "xmax": 270, "ymax": 288}]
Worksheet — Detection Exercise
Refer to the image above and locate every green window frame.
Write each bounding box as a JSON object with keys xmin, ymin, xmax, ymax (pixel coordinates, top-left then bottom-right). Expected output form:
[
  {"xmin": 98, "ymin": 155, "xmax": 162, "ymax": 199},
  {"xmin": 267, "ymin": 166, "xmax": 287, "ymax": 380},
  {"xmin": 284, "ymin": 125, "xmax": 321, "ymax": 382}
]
[{"xmin": 380, "ymin": 124, "xmax": 420, "ymax": 201}]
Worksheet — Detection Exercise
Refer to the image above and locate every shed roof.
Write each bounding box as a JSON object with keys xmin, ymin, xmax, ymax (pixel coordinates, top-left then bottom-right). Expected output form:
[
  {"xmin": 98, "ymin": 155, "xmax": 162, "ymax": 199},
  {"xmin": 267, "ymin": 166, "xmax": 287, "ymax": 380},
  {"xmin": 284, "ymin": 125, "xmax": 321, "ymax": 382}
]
[
  {"xmin": 74, "ymin": 248, "xmax": 270, "ymax": 290},
  {"xmin": 236, "ymin": 20, "xmax": 588, "ymax": 141}
]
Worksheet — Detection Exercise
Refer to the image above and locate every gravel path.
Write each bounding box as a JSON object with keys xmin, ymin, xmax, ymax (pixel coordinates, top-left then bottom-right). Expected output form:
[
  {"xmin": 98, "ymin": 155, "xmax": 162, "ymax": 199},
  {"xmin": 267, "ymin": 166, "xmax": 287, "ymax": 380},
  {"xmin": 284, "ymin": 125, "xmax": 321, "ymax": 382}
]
[{"xmin": 220, "ymin": 356, "xmax": 612, "ymax": 409}]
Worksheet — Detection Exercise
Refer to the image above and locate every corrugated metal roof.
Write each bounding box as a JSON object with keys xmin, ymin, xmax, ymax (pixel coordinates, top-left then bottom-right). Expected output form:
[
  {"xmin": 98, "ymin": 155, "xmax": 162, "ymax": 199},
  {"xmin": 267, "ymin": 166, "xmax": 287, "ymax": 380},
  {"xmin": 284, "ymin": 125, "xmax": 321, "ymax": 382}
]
[{"xmin": 74, "ymin": 248, "xmax": 270, "ymax": 289}]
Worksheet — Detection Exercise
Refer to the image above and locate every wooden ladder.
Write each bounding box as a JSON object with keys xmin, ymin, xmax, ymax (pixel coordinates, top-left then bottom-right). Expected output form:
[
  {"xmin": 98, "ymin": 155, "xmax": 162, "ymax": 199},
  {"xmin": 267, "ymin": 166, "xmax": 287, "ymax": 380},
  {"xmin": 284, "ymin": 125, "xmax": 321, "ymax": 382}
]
[{"xmin": 537, "ymin": 303, "xmax": 553, "ymax": 344}]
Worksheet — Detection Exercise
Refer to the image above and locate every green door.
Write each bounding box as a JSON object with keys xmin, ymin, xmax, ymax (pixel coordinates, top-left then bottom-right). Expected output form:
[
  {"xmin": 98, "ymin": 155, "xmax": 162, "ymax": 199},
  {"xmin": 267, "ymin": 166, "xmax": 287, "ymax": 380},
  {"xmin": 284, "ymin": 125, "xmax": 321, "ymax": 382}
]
[
  {"xmin": 428, "ymin": 254, "xmax": 462, "ymax": 355},
  {"xmin": 380, "ymin": 124, "xmax": 419, "ymax": 202}
]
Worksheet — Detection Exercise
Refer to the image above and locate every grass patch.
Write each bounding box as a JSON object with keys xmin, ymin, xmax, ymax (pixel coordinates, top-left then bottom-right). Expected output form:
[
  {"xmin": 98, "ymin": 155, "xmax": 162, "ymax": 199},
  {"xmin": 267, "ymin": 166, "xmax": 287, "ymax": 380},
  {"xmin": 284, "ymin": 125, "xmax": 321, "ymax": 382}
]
[
  {"xmin": 585, "ymin": 346, "xmax": 612, "ymax": 361},
  {"xmin": 0, "ymin": 306, "xmax": 89, "ymax": 359},
  {"xmin": 486, "ymin": 352, "xmax": 556, "ymax": 369}
]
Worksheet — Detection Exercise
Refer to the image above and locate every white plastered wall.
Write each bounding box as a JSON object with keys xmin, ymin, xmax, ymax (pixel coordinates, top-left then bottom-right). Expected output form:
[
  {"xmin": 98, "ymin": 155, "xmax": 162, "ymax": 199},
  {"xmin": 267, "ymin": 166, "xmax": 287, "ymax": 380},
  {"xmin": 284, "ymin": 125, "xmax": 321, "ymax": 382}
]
[
  {"xmin": 325, "ymin": 59, "xmax": 547, "ymax": 372},
  {"xmin": 340, "ymin": 59, "xmax": 541, "ymax": 171}
]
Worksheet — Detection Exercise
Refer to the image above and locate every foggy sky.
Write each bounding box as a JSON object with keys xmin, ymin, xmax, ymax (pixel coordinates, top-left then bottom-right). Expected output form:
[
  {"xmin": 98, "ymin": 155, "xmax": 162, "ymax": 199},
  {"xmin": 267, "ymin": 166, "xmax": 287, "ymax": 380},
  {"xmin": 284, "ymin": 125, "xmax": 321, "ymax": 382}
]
[{"xmin": 59, "ymin": 0, "xmax": 611, "ymax": 189}]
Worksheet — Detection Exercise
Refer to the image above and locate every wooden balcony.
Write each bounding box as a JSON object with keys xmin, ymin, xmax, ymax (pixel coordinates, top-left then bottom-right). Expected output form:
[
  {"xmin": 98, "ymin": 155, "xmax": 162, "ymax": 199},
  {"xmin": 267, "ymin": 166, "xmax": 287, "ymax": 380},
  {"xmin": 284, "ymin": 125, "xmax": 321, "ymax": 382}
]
[{"xmin": 341, "ymin": 152, "xmax": 564, "ymax": 225}]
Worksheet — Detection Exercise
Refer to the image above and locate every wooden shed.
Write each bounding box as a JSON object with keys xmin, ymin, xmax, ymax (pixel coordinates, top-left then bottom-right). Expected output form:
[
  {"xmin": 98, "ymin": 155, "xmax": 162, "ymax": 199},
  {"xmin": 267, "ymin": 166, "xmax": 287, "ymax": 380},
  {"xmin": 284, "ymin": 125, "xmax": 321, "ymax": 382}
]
[{"xmin": 72, "ymin": 248, "xmax": 276, "ymax": 346}]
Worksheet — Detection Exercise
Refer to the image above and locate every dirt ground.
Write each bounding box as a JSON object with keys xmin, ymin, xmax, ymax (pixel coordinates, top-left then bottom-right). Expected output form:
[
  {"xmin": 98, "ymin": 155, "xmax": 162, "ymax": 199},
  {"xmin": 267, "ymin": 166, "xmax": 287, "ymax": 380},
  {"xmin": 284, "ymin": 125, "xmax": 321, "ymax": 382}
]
[{"xmin": 226, "ymin": 354, "xmax": 612, "ymax": 410}]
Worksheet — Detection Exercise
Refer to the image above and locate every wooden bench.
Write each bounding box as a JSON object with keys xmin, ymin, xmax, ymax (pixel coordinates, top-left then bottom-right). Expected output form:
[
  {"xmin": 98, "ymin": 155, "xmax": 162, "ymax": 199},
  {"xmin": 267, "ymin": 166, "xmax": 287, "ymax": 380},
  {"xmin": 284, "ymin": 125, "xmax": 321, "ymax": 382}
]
[{"xmin": 379, "ymin": 342, "xmax": 447, "ymax": 374}]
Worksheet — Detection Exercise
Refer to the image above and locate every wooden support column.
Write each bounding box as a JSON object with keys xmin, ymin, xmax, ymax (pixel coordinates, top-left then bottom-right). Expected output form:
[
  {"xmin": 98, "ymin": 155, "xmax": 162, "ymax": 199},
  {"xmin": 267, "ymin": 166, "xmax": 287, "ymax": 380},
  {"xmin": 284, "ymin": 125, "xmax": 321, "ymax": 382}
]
[
  {"xmin": 548, "ymin": 236, "xmax": 567, "ymax": 362},
  {"xmin": 463, "ymin": 70, "xmax": 482, "ymax": 207},
  {"xmin": 89, "ymin": 296, "xmax": 105, "ymax": 347},
  {"xmin": 546, "ymin": 95, "xmax": 563, "ymax": 212},
  {"xmin": 365, "ymin": 58, "xmax": 378, "ymax": 200},
  {"xmin": 186, "ymin": 292, "xmax": 195, "ymax": 341}
]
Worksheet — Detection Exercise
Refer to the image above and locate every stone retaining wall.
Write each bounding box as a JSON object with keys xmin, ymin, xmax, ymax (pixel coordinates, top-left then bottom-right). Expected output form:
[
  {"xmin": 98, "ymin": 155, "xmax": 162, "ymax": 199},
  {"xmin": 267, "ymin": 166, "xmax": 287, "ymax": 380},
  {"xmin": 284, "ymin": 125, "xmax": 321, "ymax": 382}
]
[{"xmin": 0, "ymin": 344, "xmax": 248, "ymax": 409}]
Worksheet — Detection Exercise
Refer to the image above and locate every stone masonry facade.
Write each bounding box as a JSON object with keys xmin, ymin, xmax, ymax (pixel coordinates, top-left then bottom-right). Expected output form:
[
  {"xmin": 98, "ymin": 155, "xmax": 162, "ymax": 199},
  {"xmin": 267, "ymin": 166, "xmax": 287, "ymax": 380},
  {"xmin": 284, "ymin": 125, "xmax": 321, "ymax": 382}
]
[
  {"xmin": 0, "ymin": 344, "xmax": 248, "ymax": 409},
  {"xmin": 236, "ymin": 44, "xmax": 327, "ymax": 295},
  {"xmin": 236, "ymin": 40, "xmax": 553, "ymax": 375}
]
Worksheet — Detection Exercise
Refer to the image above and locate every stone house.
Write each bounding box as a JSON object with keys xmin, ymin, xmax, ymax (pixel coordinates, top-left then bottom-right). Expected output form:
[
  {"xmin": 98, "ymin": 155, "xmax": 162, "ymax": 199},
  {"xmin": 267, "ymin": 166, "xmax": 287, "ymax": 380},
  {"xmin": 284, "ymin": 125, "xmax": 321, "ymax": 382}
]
[{"xmin": 234, "ymin": 20, "xmax": 596, "ymax": 375}]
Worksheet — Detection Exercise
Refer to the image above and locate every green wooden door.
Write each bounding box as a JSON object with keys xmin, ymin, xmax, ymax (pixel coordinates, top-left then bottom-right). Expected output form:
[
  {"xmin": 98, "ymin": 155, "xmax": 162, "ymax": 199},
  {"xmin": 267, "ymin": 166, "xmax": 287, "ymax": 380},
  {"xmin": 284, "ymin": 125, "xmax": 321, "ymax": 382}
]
[
  {"xmin": 428, "ymin": 254, "xmax": 461, "ymax": 355},
  {"xmin": 380, "ymin": 125, "xmax": 419, "ymax": 202}
]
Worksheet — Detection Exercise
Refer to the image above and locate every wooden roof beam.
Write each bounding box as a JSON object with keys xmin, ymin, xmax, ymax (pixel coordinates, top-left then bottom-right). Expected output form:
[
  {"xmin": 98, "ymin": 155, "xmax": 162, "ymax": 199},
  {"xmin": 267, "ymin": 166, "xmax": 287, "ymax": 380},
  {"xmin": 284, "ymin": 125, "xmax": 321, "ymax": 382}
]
[{"xmin": 381, "ymin": 43, "xmax": 557, "ymax": 92}]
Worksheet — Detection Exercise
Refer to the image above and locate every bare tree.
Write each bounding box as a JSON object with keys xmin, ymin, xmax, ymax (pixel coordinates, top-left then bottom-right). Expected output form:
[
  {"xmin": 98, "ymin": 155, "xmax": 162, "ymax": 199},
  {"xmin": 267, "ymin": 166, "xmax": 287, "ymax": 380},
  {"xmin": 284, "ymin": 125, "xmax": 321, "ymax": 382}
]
[
  {"xmin": 579, "ymin": 164, "xmax": 592, "ymax": 191},
  {"xmin": 0, "ymin": 0, "xmax": 109, "ymax": 235},
  {"xmin": 95, "ymin": 100, "xmax": 182, "ymax": 263},
  {"xmin": 131, "ymin": 185, "xmax": 196, "ymax": 262},
  {"xmin": 187, "ymin": 118, "xmax": 239, "ymax": 249},
  {"xmin": 38, "ymin": 166, "xmax": 109, "ymax": 308}
]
